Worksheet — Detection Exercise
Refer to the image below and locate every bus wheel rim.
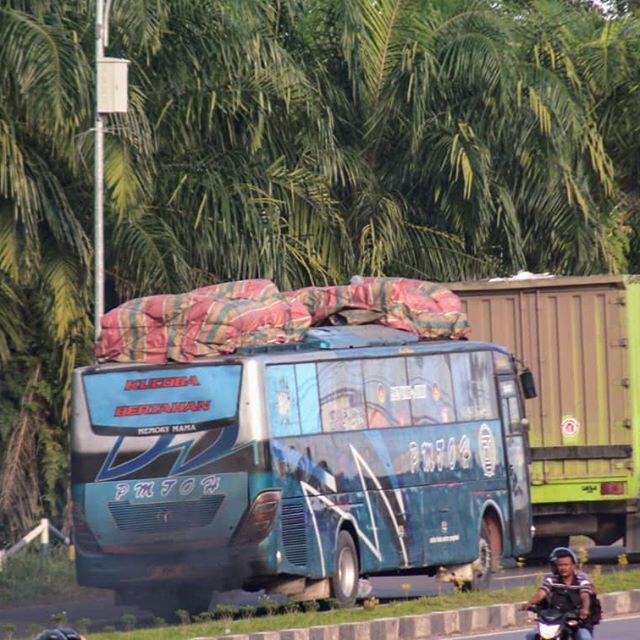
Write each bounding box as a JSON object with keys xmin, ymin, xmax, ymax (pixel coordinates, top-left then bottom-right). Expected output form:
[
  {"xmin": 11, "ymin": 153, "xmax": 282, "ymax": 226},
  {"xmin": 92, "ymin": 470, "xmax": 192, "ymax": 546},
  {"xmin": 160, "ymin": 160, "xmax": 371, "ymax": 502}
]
[
  {"xmin": 338, "ymin": 547, "xmax": 356, "ymax": 595},
  {"xmin": 477, "ymin": 537, "xmax": 491, "ymax": 578}
]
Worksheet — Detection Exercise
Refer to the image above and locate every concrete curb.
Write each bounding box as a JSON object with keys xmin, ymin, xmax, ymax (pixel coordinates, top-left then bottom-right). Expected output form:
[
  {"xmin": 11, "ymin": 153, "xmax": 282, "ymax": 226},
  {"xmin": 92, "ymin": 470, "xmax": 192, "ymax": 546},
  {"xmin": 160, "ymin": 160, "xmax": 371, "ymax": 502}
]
[{"xmin": 191, "ymin": 589, "xmax": 640, "ymax": 640}]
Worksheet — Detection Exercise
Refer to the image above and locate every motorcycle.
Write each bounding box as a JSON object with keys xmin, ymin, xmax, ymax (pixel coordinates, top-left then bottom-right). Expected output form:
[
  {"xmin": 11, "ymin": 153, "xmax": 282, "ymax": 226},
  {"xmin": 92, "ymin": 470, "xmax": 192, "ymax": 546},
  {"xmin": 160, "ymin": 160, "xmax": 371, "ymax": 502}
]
[{"xmin": 529, "ymin": 605, "xmax": 582, "ymax": 639}]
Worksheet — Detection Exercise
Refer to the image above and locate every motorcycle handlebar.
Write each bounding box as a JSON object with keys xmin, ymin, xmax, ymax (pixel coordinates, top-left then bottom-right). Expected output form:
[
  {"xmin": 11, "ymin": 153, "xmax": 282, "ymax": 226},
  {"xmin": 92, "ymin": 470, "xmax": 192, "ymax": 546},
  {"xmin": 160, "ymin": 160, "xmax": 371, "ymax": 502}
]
[{"xmin": 527, "ymin": 606, "xmax": 579, "ymax": 620}]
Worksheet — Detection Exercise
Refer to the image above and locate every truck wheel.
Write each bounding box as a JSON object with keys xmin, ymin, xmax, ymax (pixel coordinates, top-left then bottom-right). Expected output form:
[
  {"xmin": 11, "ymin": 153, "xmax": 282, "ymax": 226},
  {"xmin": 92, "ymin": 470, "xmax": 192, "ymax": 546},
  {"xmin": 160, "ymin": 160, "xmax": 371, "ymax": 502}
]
[
  {"xmin": 527, "ymin": 536, "xmax": 570, "ymax": 563},
  {"xmin": 625, "ymin": 512, "xmax": 640, "ymax": 562},
  {"xmin": 331, "ymin": 530, "xmax": 359, "ymax": 606}
]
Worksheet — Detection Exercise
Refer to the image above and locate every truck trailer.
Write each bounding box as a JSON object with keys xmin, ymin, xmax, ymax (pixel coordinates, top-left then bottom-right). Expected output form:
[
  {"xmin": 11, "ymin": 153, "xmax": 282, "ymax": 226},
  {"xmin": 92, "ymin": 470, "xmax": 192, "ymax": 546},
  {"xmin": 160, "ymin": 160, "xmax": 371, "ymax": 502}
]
[{"xmin": 448, "ymin": 275, "xmax": 640, "ymax": 557}]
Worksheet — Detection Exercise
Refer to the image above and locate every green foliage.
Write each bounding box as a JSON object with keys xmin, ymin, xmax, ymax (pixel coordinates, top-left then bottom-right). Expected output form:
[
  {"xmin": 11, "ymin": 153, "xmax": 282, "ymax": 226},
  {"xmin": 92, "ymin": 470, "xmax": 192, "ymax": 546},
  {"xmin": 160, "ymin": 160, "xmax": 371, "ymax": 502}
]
[
  {"xmin": 323, "ymin": 598, "xmax": 344, "ymax": 611},
  {"xmin": 192, "ymin": 611, "xmax": 213, "ymax": 623},
  {"xmin": 75, "ymin": 618, "xmax": 92, "ymax": 635},
  {"xmin": 120, "ymin": 613, "xmax": 137, "ymax": 631},
  {"xmin": 282, "ymin": 600, "xmax": 301, "ymax": 614},
  {"xmin": 1, "ymin": 623, "xmax": 16, "ymax": 640},
  {"xmin": 257, "ymin": 595, "xmax": 280, "ymax": 615},
  {"xmin": 300, "ymin": 600, "xmax": 321, "ymax": 613},
  {"xmin": 212, "ymin": 604, "xmax": 239, "ymax": 620},
  {"xmin": 0, "ymin": 0, "xmax": 640, "ymax": 541},
  {"xmin": 0, "ymin": 356, "xmax": 69, "ymax": 539},
  {"xmin": 174, "ymin": 609, "xmax": 191, "ymax": 625},
  {"xmin": 74, "ymin": 570, "xmax": 640, "ymax": 640},
  {"xmin": 50, "ymin": 611, "xmax": 68, "ymax": 626},
  {"xmin": 239, "ymin": 605, "xmax": 258, "ymax": 619},
  {"xmin": 0, "ymin": 548, "xmax": 79, "ymax": 604}
]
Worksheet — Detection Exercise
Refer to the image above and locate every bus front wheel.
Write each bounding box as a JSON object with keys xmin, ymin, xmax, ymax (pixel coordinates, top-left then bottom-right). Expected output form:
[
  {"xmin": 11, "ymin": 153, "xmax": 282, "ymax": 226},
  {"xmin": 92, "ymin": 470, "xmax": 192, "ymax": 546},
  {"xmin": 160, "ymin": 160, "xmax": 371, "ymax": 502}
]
[{"xmin": 331, "ymin": 530, "xmax": 359, "ymax": 606}]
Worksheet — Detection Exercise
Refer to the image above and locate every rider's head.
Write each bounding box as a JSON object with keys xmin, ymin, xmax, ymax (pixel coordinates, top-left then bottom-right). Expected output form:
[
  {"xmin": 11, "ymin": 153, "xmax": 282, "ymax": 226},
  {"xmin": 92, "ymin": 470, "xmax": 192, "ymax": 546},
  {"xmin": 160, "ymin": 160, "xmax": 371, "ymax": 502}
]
[
  {"xmin": 549, "ymin": 546, "xmax": 577, "ymax": 577},
  {"xmin": 35, "ymin": 629, "xmax": 85, "ymax": 640}
]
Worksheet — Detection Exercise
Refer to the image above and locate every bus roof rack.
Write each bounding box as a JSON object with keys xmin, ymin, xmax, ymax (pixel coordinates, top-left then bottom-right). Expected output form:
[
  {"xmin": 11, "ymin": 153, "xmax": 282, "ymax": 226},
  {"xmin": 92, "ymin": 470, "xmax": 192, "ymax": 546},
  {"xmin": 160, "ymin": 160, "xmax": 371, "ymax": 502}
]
[
  {"xmin": 305, "ymin": 325, "xmax": 419, "ymax": 349},
  {"xmin": 236, "ymin": 325, "xmax": 420, "ymax": 355}
]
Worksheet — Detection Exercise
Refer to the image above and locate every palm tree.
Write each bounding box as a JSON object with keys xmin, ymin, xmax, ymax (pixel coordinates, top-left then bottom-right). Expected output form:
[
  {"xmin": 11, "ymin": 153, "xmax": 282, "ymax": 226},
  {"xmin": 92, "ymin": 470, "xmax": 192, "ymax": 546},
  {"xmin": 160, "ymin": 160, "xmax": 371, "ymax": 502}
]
[
  {"xmin": 305, "ymin": 0, "xmax": 633, "ymax": 276},
  {"xmin": 0, "ymin": 2, "xmax": 93, "ymax": 533},
  {"xmin": 0, "ymin": 0, "xmax": 157, "ymax": 534},
  {"xmin": 1, "ymin": 0, "xmax": 639, "ymax": 539},
  {"xmin": 100, "ymin": 0, "xmax": 351, "ymax": 296}
]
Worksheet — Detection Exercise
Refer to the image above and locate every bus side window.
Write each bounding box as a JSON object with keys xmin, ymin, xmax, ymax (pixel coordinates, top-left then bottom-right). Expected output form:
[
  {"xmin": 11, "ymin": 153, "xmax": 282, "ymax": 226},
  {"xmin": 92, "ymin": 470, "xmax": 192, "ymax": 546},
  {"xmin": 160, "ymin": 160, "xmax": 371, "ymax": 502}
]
[
  {"xmin": 317, "ymin": 360, "xmax": 367, "ymax": 432},
  {"xmin": 499, "ymin": 379, "xmax": 523, "ymax": 434},
  {"xmin": 450, "ymin": 352, "xmax": 498, "ymax": 422},
  {"xmin": 295, "ymin": 363, "xmax": 321, "ymax": 435},
  {"xmin": 266, "ymin": 364, "xmax": 302, "ymax": 437},
  {"xmin": 508, "ymin": 396, "xmax": 522, "ymax": 423},
  {"xmin": 362, "ymin": 357, "xmax": 411, "ymax": 428},
  {"xmin": 406, "ymin": 354, "xmax": 456, "ymax": 424}
]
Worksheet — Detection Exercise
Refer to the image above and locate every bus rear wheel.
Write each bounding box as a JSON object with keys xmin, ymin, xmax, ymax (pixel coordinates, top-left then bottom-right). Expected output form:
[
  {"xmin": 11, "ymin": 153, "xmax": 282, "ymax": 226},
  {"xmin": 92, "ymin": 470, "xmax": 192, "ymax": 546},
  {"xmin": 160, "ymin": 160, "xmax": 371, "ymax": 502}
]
[
  {"xmin": 331, "ymin": 530, "xmax": 359, "ymax": 606},
  {"xmin": 471, "ymin": 517, "xmax": 502, "ymax": 590}
]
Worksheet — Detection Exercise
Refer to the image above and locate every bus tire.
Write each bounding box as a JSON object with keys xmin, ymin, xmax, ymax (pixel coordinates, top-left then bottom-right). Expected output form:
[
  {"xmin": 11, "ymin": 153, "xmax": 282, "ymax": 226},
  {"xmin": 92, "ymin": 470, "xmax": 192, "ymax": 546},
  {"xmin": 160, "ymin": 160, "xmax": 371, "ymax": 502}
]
[
  {"xmin": 471, "ymin": 519, "xmax": 498, "ymax": 590},
  {"xmin": 331, "ymin": 530, "xmax": 359, "ymax": 606}
]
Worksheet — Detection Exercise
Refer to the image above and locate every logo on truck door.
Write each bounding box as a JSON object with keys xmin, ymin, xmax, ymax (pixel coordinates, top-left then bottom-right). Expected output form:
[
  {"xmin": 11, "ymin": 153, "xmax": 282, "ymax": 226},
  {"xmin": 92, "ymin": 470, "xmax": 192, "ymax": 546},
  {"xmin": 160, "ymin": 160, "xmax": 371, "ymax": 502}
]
[{"xmin": 561, "ymin": 415, "xmax": 580, "ymax": 439}]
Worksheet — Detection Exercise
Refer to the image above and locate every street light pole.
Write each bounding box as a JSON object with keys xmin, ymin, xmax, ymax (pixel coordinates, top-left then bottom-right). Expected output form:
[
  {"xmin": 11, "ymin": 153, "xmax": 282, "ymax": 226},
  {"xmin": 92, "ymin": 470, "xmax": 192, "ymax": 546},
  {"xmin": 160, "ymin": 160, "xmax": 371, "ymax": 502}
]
[
  {"xmin": 94, "ymin": 1, "xmax": 127, "ymax": 343},
  {"xmin": 94, "ymin": 0, "xmax": 105, "ymax": 341}
]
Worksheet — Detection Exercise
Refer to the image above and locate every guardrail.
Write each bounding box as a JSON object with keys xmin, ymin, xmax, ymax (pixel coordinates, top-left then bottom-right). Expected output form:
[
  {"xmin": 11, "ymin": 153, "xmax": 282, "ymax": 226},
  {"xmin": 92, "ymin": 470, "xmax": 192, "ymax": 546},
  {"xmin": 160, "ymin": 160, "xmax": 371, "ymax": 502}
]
[{"xmin": 0, "ymin": 518, "xmax": 70, "ymax": 571}]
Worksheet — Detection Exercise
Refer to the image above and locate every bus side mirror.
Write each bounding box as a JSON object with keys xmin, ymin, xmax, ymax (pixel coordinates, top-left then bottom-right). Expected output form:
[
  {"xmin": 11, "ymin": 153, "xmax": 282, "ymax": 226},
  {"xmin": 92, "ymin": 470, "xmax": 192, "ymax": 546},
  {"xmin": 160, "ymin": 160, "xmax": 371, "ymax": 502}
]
[{"xmin": 520, "ymin": 369, "xmax": 537, "ymax": 399}]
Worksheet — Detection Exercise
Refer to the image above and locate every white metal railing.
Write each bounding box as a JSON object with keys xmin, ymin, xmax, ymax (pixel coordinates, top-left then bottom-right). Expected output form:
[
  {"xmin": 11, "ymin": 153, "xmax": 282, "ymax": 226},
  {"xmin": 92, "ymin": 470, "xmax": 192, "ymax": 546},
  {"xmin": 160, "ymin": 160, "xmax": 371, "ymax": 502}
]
[{"xmin": 0, "ymin": 518, "xmax": 70, "ymax": 571}]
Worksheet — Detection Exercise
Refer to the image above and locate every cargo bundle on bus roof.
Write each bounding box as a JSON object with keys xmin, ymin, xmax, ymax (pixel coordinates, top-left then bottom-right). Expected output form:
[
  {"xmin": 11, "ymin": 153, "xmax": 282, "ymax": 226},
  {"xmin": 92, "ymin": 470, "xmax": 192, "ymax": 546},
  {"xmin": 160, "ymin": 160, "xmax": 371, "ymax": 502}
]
[{"xmin": 96, "ymin": 276, "xmax": 469, "ymax": 363}]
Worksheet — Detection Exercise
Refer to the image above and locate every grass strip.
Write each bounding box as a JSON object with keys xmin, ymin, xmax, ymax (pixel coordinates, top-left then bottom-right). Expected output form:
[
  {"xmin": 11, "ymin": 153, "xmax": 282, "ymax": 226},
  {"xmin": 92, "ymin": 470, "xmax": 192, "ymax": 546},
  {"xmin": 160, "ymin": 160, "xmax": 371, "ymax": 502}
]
[
  {"xmin": 0, "ymin": 549, "xmax": 90, "ymax": 606},
  {"xmin": 85, "ymin": 568, "xmax": 640, "ymax": 640}
]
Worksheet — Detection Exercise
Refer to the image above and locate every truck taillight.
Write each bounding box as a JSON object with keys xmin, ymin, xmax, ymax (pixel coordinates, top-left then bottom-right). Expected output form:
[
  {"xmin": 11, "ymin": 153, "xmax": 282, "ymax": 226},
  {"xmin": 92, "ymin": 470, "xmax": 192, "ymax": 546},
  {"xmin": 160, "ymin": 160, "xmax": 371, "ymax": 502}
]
[
  {"xmin": 233, "ymin": 490, "xmax": 281, "ymax": 544},
  {"xmin": 600, "ymin": 482, "xmax": 625, "ymax": 496}
]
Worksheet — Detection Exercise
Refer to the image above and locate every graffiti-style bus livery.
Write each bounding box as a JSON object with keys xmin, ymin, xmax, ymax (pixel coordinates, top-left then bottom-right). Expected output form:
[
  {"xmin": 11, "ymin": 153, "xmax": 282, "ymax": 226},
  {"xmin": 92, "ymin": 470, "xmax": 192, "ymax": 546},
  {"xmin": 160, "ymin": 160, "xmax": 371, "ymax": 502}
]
[{"xmin": 71, "ymin": 325, "xmax": 533, "ymax": 612}]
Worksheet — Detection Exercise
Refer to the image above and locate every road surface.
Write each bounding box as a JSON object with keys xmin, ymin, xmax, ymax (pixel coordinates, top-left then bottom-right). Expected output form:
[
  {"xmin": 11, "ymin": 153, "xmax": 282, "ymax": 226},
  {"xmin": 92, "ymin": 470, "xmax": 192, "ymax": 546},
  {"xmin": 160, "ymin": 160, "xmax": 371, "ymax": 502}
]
[
  {"xmin": 443, "ymin": 612, "xmax": 640, "ymax": 640},
  {"xmin": 0, "ymin": 545, "xmax": 631, "ymax": 636}
]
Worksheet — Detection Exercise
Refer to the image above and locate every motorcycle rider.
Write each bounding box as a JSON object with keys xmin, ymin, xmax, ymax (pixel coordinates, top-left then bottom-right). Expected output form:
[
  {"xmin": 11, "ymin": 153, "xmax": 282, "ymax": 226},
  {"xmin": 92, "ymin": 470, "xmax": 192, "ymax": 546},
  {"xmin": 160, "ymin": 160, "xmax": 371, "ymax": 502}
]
[{"xmin": 522, "ymin": 547, "xmax": 594, "ymax": 640}]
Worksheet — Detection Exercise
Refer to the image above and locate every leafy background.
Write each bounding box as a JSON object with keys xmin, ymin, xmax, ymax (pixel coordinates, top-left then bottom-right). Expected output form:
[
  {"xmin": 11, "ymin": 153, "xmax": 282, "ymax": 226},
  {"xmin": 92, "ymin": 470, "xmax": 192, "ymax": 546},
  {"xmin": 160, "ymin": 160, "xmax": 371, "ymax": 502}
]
[{"xmin": 0, "ymin": 0, "xmax": 639, "ymax": 541}]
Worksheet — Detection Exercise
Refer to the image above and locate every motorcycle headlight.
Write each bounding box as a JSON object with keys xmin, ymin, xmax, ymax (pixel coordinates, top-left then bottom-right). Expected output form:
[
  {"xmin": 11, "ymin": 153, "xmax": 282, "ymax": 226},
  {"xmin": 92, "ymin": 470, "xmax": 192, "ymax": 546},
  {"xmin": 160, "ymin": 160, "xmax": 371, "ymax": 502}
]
[{"xmin": 540, "ymin": 624, "xmax": 561, "ymax": 639}]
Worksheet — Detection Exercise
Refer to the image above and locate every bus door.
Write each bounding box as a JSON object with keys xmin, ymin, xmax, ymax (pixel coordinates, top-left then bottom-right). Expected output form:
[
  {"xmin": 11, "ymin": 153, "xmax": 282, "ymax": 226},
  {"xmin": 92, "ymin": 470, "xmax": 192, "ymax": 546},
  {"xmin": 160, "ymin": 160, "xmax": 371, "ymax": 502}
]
[{"xmin": 497, "ymin": 376, "xmax": 532, "ymax": 555}]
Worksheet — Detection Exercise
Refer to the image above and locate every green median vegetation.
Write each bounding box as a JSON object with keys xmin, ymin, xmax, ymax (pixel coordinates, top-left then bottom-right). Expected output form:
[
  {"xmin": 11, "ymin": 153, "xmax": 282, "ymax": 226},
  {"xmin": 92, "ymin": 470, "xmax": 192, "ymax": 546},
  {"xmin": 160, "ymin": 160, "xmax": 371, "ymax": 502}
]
[
  {"xmin": 82, "ymin": 569, "xmax": 640, "ymax": 640},
  {"xmin": 3, "ymin": 551, "xmax": 640, "ymax": 638},
  {"xmin": 0, "ymin": 548, "xmax": 91, "ymax": 606}
]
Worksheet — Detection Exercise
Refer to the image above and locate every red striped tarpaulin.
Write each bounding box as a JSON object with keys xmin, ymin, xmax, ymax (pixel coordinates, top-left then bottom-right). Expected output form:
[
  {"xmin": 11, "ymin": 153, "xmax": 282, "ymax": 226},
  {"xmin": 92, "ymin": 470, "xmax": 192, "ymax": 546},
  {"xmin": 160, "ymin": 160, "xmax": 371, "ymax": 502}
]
[
  {"xmin": 96, "ymin": 280, "xmax": 310, "ymax": 363},
  {"xmin": 285, "ymin": 277, "xmax": 469, "ymax": 339},
  {"xmin": 96, "ymin": 277, "xmax": 468, "ymax": 363}
]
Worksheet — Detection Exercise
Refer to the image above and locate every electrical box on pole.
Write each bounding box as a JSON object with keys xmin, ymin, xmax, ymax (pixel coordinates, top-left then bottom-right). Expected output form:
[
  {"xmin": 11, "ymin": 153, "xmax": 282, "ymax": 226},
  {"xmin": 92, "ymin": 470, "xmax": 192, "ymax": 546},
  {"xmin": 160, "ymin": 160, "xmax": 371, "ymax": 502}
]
[{"xmin": 97, "ymin": 57, "xmax": 130, "ymax": 113}]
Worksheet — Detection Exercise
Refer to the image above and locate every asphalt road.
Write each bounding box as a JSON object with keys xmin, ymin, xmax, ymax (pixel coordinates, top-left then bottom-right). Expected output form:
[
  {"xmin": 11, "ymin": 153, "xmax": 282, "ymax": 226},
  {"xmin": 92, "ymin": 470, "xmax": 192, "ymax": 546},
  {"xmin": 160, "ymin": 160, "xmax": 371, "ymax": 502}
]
[
  {"xmin": 0, "ymin": 545, "xmax": 631, "ymax": 637},
  {"xmin": 442, "ymin": 612, "xmax": 640, "ymax": 640}
]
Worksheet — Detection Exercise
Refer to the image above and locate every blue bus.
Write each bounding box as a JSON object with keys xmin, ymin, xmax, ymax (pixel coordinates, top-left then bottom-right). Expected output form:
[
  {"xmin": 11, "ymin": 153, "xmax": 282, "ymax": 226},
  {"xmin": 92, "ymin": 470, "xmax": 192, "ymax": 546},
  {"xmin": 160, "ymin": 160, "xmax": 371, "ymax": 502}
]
[{"xmin": 71, "ymin": 325, "xmax": 533, "ymax": 613}]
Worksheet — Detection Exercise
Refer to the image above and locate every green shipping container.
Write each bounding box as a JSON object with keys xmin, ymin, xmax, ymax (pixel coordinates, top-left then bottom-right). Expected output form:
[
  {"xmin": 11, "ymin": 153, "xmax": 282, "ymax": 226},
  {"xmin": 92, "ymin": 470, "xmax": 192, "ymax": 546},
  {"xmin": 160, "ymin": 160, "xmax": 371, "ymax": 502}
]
[{"xmin": 449, "ymin": 275, "xmax": 640, "ymax": 555}]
